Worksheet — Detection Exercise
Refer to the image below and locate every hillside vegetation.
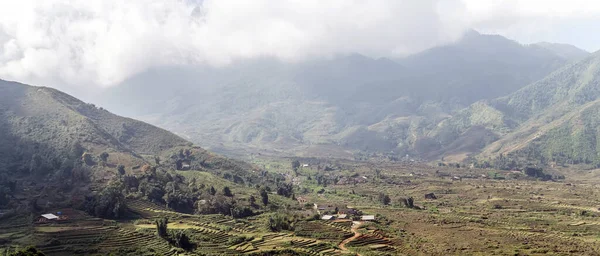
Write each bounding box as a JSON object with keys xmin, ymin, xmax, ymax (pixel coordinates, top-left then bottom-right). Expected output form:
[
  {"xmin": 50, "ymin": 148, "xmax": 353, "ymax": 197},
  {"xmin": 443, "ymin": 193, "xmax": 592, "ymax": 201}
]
[
  {"xmin": 0, "ymin": 79, "xmax": 288, "ymax": 219},
  {"xmin": 429, "ymin": 51, "xmax": 600, "ymax": 167},
  {"xmin": 97, "ymin": 31, "xmax": 583, "ymax": 159}
]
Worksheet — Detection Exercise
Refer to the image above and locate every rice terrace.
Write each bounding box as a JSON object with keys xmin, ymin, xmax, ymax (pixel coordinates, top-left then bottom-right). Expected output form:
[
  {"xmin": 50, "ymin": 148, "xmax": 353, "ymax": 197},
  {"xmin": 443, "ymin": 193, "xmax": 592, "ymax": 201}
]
[{"xmin": 3, "ymin": 156, "xmax": 600, "ymax": 255}]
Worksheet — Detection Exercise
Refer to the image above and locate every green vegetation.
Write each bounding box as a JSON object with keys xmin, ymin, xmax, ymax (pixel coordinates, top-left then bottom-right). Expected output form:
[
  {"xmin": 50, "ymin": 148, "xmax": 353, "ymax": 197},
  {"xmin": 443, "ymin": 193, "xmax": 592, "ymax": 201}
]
[
  {"xmin": 97, "ymin": 31, "xmax": 579, "ymax": 161},
  {"xmin": 1, "ymin": 247, "xmax": 45, "ymax": 256}
]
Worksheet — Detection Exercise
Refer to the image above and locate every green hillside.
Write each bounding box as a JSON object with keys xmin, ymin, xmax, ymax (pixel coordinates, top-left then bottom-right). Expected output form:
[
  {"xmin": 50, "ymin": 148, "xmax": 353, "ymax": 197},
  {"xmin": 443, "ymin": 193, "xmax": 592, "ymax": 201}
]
[
  {"xmin": 0, "ymin": 79, "xmax": 283, "ymax": 217},
  {"xmin": 428, "ymin": 51, "xmax": 600, "ymax": 167},
  {"xmin": 0, "ymin": 79, "xmax": 188, "ymax": 175}
]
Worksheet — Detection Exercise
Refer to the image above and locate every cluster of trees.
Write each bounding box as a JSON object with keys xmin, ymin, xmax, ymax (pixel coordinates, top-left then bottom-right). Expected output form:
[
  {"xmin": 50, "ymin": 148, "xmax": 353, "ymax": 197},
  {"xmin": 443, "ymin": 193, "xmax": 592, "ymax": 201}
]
[
  {"xmin": 3, "ymin": 136, "xmax": 289, "ymax": 220},
  {"xmin": 83, "ymin": 180, "xmax": 126, "ymax": 219},
  {"xmin": 267, "ymin": 213, "xmax": 297, "ymax": 232},
  {"xmin": 524, "ymin": 167, "xmax": 553, "ymax": 181},
  {"xmin": 116, "ymin": 160, "xmax": 286, "ymax": 219},
  {"xmin": 155, "ymin": 217, "xmax": 194, "ymax": 251}
]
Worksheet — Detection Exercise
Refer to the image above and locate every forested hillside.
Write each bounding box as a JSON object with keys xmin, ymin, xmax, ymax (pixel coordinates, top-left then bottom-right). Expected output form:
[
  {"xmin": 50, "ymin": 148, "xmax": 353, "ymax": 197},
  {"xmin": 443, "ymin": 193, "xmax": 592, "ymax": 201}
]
[{"xmin": 0, "ymin": 80, "xmax": 287, "ymax": 219}]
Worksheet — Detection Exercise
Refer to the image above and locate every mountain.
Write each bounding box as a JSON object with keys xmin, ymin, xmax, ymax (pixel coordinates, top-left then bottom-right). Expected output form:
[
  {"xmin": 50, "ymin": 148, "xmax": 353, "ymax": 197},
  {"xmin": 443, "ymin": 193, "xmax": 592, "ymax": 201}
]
[
  {"xmin": 0, "ymin": 79, "xmax": 188, "ymax": 173},
  {"xmin": 428, "ymin": 51, "xmax": 600, "ymax": 167},
  {"xmin": 534, "ymin": 42, "xmax": 590, "ymax": 62},
  {"xmin": 0, "ymin": 79, "xmax": 268, "ymax": 215},
  {"xmin": 394, "ymin": 30, "xmax": 570, "ymax": 104},
  {"xmin": 96, "ymin": 30, "xmax": 584, "ymax": 159}
]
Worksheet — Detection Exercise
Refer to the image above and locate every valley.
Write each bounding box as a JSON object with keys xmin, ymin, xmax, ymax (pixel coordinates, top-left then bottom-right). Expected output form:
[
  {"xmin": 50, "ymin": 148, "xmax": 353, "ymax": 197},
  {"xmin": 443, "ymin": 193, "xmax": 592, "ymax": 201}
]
[{"xmin": 3, "ymin": 157, "xmax": 600, "ymax": 255}]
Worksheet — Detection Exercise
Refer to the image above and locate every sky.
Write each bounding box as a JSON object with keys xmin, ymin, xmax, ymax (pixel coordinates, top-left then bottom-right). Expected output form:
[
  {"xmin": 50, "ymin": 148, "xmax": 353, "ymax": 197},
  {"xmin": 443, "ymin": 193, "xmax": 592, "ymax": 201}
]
[{"xmin": 0, "ymin": 0, "xmax": 599, "ymax": 93}]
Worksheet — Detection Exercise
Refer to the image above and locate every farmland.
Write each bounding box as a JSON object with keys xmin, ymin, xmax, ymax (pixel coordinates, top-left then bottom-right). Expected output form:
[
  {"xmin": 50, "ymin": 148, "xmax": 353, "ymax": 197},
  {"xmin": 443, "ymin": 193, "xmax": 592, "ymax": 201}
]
[{"xmin": 3, "ymin": 159, "xmax": 600, "ymax": 255}]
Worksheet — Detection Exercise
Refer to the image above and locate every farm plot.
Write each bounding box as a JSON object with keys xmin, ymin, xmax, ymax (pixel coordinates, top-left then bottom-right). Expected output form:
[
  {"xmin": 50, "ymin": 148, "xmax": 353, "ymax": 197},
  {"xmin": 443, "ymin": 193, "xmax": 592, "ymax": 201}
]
[
  {"xmin": 0, "ymin": 215, "xmax": 32, "ymax": 242},
  {"xmin": 35, "ymin": 225, "xmax": 117, "ymax": 255},
  {"xmin": 346, "ymin": 234, "xmax": 399, "ymax": 249},
  {"xmin": 99, "ymin": 228, "xmax": 176, "ymax": 256},
  {"xmin": 294, "ymin": 221, "xmax": 354, "ymax": 242}
]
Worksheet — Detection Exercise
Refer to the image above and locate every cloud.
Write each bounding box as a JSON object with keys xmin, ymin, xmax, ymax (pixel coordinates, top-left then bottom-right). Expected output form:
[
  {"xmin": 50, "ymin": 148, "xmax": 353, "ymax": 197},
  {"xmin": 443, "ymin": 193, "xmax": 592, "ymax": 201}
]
[{"xmin": 0, "ymin": 0, "xmax": 598, "ymax": 88}]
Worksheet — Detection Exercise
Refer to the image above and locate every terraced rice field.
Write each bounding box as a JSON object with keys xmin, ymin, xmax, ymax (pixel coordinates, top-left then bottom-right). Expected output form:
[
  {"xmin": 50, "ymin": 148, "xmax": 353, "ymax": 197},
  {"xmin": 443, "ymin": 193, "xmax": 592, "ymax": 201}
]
[
  {"xmin": 0, "ymin": 215, "xmax": 32, "ymax": 244},
  {"xmin": 294, "ymin": 221, "xmax": 354, "ymax": 241},
  {"xmin": 125, "ymin": 199, "xmax": 348, "ymax": 255}
]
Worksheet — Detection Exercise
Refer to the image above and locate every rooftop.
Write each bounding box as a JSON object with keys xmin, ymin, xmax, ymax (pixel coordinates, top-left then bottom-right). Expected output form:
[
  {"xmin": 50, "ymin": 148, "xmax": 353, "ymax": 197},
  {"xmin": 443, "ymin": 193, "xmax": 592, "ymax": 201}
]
[
  {"xmin": 361, "ymin": 215, "xmax": 376, "ymax": 221},
  {"xmin": 41, "ymin": 213, "xmax": 59, "ymax": 220},
  {"xmin": 321, "ymin": 215, "xmax": 334, "ymax": 220}
]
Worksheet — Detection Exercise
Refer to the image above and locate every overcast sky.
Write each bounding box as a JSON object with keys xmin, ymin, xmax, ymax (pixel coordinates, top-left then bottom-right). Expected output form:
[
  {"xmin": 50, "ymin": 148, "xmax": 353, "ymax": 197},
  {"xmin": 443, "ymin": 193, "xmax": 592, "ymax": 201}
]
[{"xmin": 0, "ymin": 0, "xmax": 599, "ymax": 92}]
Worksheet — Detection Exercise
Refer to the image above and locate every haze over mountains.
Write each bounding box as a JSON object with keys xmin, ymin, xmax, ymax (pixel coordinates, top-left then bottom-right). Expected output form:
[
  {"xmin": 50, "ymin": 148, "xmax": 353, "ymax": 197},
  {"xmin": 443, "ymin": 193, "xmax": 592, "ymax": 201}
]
[{"xmin": 96, "ymin": 30, "xmax": 593, "ymax": 165}]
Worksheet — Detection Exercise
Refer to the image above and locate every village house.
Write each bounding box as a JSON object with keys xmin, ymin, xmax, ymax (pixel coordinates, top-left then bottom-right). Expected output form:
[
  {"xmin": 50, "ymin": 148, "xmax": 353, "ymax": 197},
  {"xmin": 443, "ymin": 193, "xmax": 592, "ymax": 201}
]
[
  {"xmin": 41, "ymin": 213, "xmax": 59, "ymax": 220},
  {"xmin": 37, "ymin": 213, "xmax": 68, "ymax": 223},
  {"xmin": 361, "ymin": 215, "xmax": 376, "ymax": 221},
  {"xmin": 321, "ymin": 215, "xmax": 334, "ymax": 220}
]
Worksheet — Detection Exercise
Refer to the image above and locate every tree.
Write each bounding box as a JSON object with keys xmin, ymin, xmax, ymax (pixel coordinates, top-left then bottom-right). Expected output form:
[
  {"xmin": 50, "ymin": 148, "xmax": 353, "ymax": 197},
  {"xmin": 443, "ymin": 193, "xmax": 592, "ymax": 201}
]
[
  {"xmin": 209, "ymin": 186, "xmax": 216, "ymax": 196},
  {"xmin": 260, "ymin": 189, "xmax": 269, "ymax": 206},
  {"xmin": 292, "ymin": 160, "xmax": 301, "ymax": 171},
  {"xmin": 378, "ymin": 192, "xmax": 391, "ymax": 205},
  {"xmin": 276, "ymin": 183, "xmax": 293, "ymax": 198},
  {"xmin": 83, "ymin": 181, "xmax": 126, "ymax": 219},
  {"xmin": 401, "ymin": 197, "xmax": 415, "ymax": 208},
  {"xmin": 223, "ymin": 186, "xmax": 233, "ymax": 197},
  {"xmin": 267, "ymin": 213, "xmax": 295, "ymax": 232},
  {"xmin": 117, "ymin": 165, "xmax": 126, "ymax": 176},
  {"xmin": 249, "ymin": 195, "xmax": 257, "ymax": 207},
  {"xmin": 100, "ymin": 152, "xmax": 109, "ymax": 162},
  {"xmin": 156, "ymin": 217, "xmax": 168, "ymax": 238},
  {"xmin": 82, "ymin": 152, "xmax": 94, "ymax": 166},
  {"xmin": 171, "ymin": 230, "xmax": 193, "ymax": 250}
]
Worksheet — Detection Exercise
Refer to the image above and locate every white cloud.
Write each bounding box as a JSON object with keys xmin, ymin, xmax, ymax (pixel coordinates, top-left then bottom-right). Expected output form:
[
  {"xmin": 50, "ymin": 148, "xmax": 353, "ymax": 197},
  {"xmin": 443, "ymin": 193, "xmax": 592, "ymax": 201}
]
[{"xmin": 0, "ymin": 0, "xmax": 598, "ymax": 89}]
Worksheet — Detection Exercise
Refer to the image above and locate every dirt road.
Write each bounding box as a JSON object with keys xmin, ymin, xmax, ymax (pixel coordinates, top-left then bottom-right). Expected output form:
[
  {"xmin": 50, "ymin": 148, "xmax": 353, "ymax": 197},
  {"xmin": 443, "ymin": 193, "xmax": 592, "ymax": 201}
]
[{"xmin": 339, "ymin": 221, "xmax": 363, "ymax": 255}]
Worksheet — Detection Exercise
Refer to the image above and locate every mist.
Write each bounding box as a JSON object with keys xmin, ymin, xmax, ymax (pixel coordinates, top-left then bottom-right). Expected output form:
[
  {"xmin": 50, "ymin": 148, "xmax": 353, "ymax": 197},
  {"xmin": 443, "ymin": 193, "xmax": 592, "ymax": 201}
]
[{"xmin": 0, "ymin": 0, "xmax": 599, "ymax": 91}]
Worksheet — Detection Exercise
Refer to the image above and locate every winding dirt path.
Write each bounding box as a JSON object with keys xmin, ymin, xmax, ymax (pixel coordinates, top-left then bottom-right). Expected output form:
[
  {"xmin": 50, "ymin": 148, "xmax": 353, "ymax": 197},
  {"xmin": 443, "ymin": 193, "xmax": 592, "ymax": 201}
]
[{"xmin": 339, "ymin": 221, "xmax": 363, "ymax": 255}]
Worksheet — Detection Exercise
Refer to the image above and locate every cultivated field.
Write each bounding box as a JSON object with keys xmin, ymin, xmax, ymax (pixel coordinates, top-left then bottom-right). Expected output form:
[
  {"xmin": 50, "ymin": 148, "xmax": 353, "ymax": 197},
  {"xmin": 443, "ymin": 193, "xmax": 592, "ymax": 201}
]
[{"xmin": 3, "ymin": 159, "xmax": 600, "ymax": 255}]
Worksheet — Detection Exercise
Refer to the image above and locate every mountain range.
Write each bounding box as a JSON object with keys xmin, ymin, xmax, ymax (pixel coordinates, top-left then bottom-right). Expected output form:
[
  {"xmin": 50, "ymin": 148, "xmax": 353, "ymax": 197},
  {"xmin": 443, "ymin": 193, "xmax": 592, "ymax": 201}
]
[{"xmin": 95, "ymin": 30, "xmax": 596, "ymax": 167}]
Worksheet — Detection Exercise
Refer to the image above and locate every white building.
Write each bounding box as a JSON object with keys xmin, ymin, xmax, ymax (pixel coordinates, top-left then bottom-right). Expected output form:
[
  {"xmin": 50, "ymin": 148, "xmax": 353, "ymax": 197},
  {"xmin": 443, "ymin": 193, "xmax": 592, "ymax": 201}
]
[
  {"xmin": 361, "ymin": 215, "xmax": 376, "ymax": 221},
  {"xmin": 321, "ymin": 215, "xmax": 334, "ymax": 220},
  {"xmin": 41, "ymin": 213, "xmax": 59, "ymax": 220}
]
